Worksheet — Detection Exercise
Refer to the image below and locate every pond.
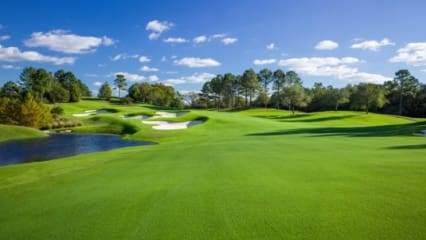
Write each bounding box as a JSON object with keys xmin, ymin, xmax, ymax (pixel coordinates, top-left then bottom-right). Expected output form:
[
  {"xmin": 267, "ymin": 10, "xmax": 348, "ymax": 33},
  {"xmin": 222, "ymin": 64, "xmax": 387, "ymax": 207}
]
[{"xmin": 0, "ymin": 133, "xmax": 154, "ymax": 166}]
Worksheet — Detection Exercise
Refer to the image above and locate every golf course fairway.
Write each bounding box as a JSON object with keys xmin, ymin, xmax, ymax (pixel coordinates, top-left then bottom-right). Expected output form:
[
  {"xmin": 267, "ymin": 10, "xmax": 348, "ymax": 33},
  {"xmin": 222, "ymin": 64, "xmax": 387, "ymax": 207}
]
[{"xmin": 0, "ymin": 101, "xmax": 425, "ymax": 240}]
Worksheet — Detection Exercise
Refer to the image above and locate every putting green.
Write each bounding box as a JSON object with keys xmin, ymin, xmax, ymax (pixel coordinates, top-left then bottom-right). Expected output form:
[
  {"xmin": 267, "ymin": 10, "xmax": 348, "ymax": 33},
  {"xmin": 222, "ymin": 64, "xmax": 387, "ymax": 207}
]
[{"xmin": 0, "ymin": 101, "xmax": 425, "ymax": 240}]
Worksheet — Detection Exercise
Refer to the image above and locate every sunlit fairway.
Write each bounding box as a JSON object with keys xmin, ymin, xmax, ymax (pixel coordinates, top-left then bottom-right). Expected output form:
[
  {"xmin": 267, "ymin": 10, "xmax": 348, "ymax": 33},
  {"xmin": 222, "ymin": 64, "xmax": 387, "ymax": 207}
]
[{"xmin": 0, "ymin": 100, "xmax": 425, "ymax": 239}]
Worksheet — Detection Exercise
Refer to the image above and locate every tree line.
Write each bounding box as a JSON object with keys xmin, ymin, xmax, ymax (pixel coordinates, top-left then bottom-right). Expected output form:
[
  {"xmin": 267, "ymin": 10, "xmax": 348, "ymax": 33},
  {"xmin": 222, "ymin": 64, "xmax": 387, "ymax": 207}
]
[
  {"xmin": 98, "ymin": 74, "xmax": 184, "ymax": 108},
  {"xmin": 0, "ymin": 67, "xmax": 91, "ymax": 129},
  {"xmin": 186, "ymin": 68, "xmax": 425, "ymax": 117}
]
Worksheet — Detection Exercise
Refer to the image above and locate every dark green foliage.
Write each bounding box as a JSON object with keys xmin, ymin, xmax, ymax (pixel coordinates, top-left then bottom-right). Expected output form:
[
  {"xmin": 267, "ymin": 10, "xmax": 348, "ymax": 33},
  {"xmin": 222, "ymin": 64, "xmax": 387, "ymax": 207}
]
[
  {"xmin": 0, "ymin": 93, "xmax": 52, "ymax": 129},
  {"xmin": 0, "ymin": 81, "xmax": 22, "ymax": 99},
  {"xmin": 128, "ymin": 82, "xmax": 182, "ymax": 107},
  {"xmin": 50, "ymin": 106, "xmax": 64, "ymax": 118},
  {"xmin": 98, "ymin": 82, "xmax": 112, "ymax": 100},
  {"xmin": 114, "ymin": 74, "xmax": 127, "ymax": 98}
]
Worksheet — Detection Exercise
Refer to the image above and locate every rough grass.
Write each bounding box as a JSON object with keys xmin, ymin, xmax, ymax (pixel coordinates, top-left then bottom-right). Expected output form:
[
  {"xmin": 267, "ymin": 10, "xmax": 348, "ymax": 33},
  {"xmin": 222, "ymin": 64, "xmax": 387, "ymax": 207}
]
[
  {"xmin": 0, "ymin": 101, "xmax": 425, "ymax": 240},
  {"xmin": 0, "ymin": 124, "xmax": 46, "ymax": 142}
]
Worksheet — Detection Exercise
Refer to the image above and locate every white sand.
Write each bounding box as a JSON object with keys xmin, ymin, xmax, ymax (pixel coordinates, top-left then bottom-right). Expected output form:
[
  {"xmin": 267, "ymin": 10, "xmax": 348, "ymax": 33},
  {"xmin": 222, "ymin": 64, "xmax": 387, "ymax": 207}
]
[
  {"xmin": 142, "ymin": 120, "xmax": 203, "ymax": 130},
  {"xmin": 122, "ymin": 115, "xmax": 150, "ymax": 120},
  {"xmin": 150, "ymin": 111, "xmax": 187, "ymax": 119},
  {"xmin": 72, "ymin": 109, "xmax": 113, "ymax": 117}
]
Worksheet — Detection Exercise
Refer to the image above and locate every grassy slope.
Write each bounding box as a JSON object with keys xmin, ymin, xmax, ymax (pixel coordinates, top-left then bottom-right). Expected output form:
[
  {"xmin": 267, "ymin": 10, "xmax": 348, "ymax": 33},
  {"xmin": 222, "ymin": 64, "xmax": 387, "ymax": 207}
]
[
  {"xmin": 0, "ymin": 124, "xmax": 46, "ymax": 142},
  {"xmin": 0, "ymin": 101, "xmax": 425, "ymax": 240}
]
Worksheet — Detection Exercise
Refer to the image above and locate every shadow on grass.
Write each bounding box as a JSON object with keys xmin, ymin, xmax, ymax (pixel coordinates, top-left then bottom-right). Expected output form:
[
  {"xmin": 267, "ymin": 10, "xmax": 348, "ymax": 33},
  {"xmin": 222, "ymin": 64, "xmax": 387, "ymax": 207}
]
[
  {"xmin": 247, "ymin": 121, "xmax": 426, "ymax": 138},
  {"xmin": 254, "ymin": 114, "xmax": 355, "ymax": 123},
  {"xmin": 385, "ymin": 144, "xmax": 426, "ymax": 150}
]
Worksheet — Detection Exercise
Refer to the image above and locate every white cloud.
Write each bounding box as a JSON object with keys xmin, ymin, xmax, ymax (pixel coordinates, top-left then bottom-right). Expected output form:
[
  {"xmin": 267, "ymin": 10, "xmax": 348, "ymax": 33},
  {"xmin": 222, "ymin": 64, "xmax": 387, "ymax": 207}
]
[
  {"xmin": 163, "ymin": 37, "xmax": 188, "ymax": 43},
  {"xmin": 1, "ymin": 64, "xmax": 20, "ymax": 70},
  {"xmin": 163, "ymin": 72, "xmax": 215, "ymax": 85},
  {"xmin": 98, "ymin": 63, "xmax": 106, "ymax": 68},
  {"xmin": 421, "ymin": 69, "xmax": 426, "ymax": 73},
  {"xmin": 212, "ymin": 33, "xmax": 226, "ymax": 39},
  {"xmin": 253, "ymin": 59, "xmax": 276, "ymax": 65},
  {"xmin": 148, "ymin": 75, "xmax": 159, "ymax": 81},
  {"xmin": 0, "ymin": 35, "xmax": 10, "ymax": 41},
  {"xmin": 0, "ymin": 24, "xmax": 4, "ymax": 30},
  {"xmin": 351, "ymin": 38, "xmax": 395, "ymax": 51},
  {"xmin": 102, "ymin": 36, "xmax": 116, "ymax": 46},
  {"xmin": 389, "ymin": 42, "xmax": 426, "ymax": 66},
  {"xmin": 315, "ymin": 40, "xmax": 339, "ymax": 50},
  {"xmin": 0, "ymin": 45, "xmax": 75, "ymax": 65},
  {"xmin": 174, "ymin": 57, "xmax": 221, "ymax": 68},
  {"xmin": 146, "ymin": 20, "xmax": 174, "ymax": 40},
  {"xmin": 84, "ymin": 73, "xmax": 98, "ymax": 77},
  {"xmin": 140, "ymin": 65, "xmax": 159, "ymax": 72},
  {"xmin": 161, "ymin": 56, "xmax": 167, "ymax": 62},
  {"xmin": 24, "ymin": 30, "xmax": 116, "ymax": 54},
  {"xmin": 266, "ymin": 43, "xmax": 275, "ymax": 50},
  {"xmin": 111, "ymin": 53, "xmax": 139, "ymax": 61},
  {"xmin": 93, "ymin": 81, "xmax": 103, "ymax": 87},
  {"xmin": 222, "ymin": 37, "xmax": 238, "ymax": 45},
  {"xmin": 111, "ymin": 72, "xmax": 146, "ymax": 82},
  {"xmin": 139, "ymin": 56, "xmax": 151, "ymax": 63},
  {"xmin": 193, "ymin": 35, "xmax": 208, "ymax": 44},
  {"xmin": 278, "ymin": 57, "xmax": 389, "ymax": 83}
]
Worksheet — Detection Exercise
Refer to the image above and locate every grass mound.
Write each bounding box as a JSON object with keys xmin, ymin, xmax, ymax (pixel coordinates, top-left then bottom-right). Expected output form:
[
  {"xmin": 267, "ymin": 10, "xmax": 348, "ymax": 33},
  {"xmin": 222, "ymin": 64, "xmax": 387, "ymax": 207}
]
[
  {"xmin": 74, "ymin": 116, "xmax": 140, "ymax": 135},
  {"xmin": 0, "ymin": 124, "xmax": 46, "ymax": 142}
]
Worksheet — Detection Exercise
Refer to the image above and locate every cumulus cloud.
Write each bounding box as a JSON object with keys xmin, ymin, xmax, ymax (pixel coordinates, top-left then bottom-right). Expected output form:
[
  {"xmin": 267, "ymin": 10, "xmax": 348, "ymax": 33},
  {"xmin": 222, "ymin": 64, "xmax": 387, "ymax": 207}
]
[
  {"xmin": 315, "ymin": 40, "xmax": 339, "ymax": 50},
  {"xmin": 24, "ymin": 30, "xmax": 116, "ymax": 54},
  {"xmin": 351, "ymin": 38, "xmax": 395, "ymax": 51},
  {"xmin": 278, "ymin": 57, "xmax": 389, "ymax": 83},
  {"xmin": 174, "ymin": 57, "xmax": 221, "ymax": 68},
  {"xmin": 111, "ymin": 53, "xmax": 139, "ymax": 61},
  {"xmin": 140, "ymin": 65, "xmax": 159, "ymax": 72},
  {"xmin": 253, "ymin": 59, "xmax": 276, "ymax": 65},
  {"xmin": 0, "ymin": 45, "xmax": 75, "ymax": 65},
  {"xmin": 111, "ymin": 72, "xmax": 146, "ymax": 82},
  {"xmin": 1, "ymin": 64, "xmax": 20, "ymax": 70},
  {"xmin": 93, "ymin": 81, "xmax": 103, "ymax": 87},
  {"xmin": 139, "ymin": 56, "xmax": 151, "ymax": 63},
  {"xmin": 389, "ymin": 42, "xmax": 426, "ymax": 66},
  {"xmin": 0, "ymin": 35, "xmax": 10, "ymax": 41},
  {"xmin": 222, "ymin": 37, "xmax": 238, "ymax": 45},
  {"xmin": 193, "ymin": 35, "xmax": 208, "ymax": 44},
  {"xmin": 212, "ymin": 33, "xmax": 226, "ymax": 39},
  {"xmin": 163, "ymin": 37, "xmax": 188, "ymax": 43},
  {"xmin": 146, "ymin": 20, "xmax": 174, "ymax": 40},
  {"xmin": 84, "ymin": 73, "xmax": 98, "ymax": 77},
  {"xmin": 266, "ymin": 43, "xmax": 275, "ymax": 50},
  {"xmin": 148, "ymin": 75, "xmax": 159, "ymax": 81},
  {"xmin": 163, "ymin": 72, "xmax": 215, "ymax": 85}
]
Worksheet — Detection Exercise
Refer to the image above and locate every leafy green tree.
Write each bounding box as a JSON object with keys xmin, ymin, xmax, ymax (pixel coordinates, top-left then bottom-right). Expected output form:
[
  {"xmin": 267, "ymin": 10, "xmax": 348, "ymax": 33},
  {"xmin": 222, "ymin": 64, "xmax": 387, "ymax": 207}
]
[
  {"xmin": 20, "ymin": 67, "xmax": 52, "ymax": 102},
  {"xmin": 280, "ymin": 71, "xmax": 310, "ymax": 114},
  {"xmin": 54, "ymin": 70, "xmax": 82, "ymax": 102},
  {"xmin": 114, "ymin": 74, "xmax": 127, "ymax": 98},
  {"xmin": 98, "ymin": 82, "xmax": 112, "ymax": 100},
  {"xmin": 19, "ymin": 93, "xmax": 52, "ymax": 128},
  {"xmin": 47, "ymin": 80, "xmax": 70, "ymax": 103},
  {"xmin": 272, "ymin": 69, "xmax": 285, "ymax": 109},
  {"xmin": 351, "ymin": 83, "xmax": 387, "ymax": 114},
  {"xmin": 258, "ymin": 68, "xmax": 273, "ymax": 107},
  {"xmin": 393, "ymin": 69, "xmax": 420, "ymax": 115},
  {"xmin": 0, "ymin": 81, "xmax": 22, "ymax": 99},
  {"xmin": 210, "ymin": 74, "xmax": 224, "ymax": 110},
  {"xmin": 0, "ymin": 97, "xmax": 20, "ymax": 125},
  {"xmin": 241, "ymin": 69, "xmax": 259, "ymax": 107}
]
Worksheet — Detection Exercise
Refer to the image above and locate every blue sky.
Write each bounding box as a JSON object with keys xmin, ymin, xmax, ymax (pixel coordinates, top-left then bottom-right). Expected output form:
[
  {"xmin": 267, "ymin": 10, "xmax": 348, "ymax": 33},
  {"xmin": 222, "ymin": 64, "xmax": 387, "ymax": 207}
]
[{"xmin": 1, "ymin": 0, "xmax": 426, "ymax": 94}]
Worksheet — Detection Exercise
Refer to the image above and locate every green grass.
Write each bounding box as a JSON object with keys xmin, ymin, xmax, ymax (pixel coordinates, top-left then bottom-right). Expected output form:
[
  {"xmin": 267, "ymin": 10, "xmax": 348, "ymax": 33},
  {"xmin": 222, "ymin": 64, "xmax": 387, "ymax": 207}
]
[
  {"xmin": 0, "ymin": 101, "xmax": 425, "ymax": 239},
  {"xmin": 0, "ymin": 124, "xmax": 46, "ymax": 142}
]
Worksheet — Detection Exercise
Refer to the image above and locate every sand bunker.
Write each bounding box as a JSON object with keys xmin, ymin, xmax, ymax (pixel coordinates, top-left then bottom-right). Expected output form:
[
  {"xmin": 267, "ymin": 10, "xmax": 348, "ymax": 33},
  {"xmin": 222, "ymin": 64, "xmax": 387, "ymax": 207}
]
[
  {"xmin": 122, "ymin": 114, "xmax": 151, "ymax": 120},
  {"xmin": 149, "ymin": 111, "xmax": 187, "ymax": 119},
  {"xmin": 73, "ymin": 109, "xmax": 114, "ymax": 117},
  {"xmin": 142, "ymin": 120, "xmax": 203, "ymax": 130}
]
